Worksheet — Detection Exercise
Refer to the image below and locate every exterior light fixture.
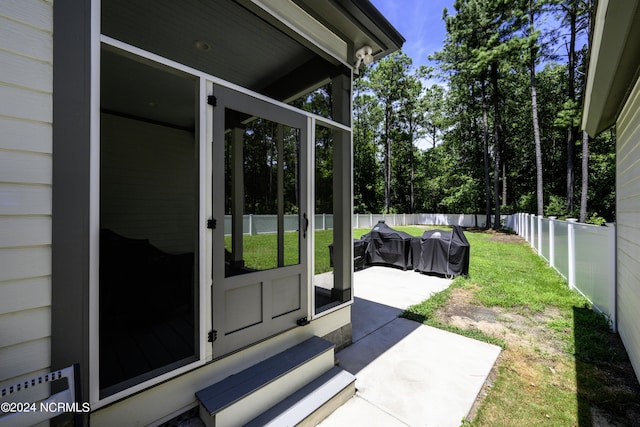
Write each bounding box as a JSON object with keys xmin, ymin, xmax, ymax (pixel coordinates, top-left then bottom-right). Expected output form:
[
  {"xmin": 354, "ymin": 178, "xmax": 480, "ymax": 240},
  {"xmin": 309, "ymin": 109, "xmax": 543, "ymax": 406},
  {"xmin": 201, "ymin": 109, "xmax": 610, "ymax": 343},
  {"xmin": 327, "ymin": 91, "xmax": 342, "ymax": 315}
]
[
  {"xmin": 354, "ymin": 45, "xmax": 374, "ymax": 74},
  {"xmin": 194, "ymin": 40, "xmax": 211, "ymax": 51}
]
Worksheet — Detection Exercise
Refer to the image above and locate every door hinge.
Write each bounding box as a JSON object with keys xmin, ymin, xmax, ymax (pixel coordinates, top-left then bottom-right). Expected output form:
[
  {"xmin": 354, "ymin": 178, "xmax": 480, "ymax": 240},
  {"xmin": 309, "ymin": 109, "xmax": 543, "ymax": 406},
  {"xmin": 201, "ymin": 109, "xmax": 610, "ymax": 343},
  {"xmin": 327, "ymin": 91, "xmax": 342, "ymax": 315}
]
[
  {"xmin": 296, "ymin": 317, "xmax": 310, "ymax": 327},
  {"xmin": 207, "ymin": 95, "xmax": 217, "ymax": 106},
  {"xmin": 207, "ymin": 218, "xmax": 216, "ymax": 229},
  {"xmin": 208, "ymin": 330, "xmax": 218, "ymax": 342}
]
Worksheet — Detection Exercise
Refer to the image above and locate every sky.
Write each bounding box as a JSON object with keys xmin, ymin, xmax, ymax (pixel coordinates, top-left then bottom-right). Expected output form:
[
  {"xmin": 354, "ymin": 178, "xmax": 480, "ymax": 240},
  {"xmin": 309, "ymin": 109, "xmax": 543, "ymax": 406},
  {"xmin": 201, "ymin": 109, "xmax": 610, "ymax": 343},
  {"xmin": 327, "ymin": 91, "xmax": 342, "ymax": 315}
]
[
  {"xmin": 370, "ymin": 0, "xmax": 587, "ymax": 73},
  {"xmin": 370, "ymin": 0, "xmax": 456, "ymax": 70}
]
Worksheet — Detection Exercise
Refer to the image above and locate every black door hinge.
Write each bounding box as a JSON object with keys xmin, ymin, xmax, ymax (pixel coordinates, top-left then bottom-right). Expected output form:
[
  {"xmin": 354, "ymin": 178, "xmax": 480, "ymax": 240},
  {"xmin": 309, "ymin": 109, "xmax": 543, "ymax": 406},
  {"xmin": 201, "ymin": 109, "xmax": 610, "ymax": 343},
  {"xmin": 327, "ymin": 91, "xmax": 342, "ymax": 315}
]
[
  {"xmin": 207, "ymin": 95, "xmax": 217, "ymax": 106},
  {"xmin": 208, "ymin": 330, "xmax": 218, "ymax": 342},
  {"xmin": 296, "ymin": 317, "xmax": 310, "ymax": 327},
  {"xmin": 207, "ymin": 218, "xmax": 216, "ymax": 229}
]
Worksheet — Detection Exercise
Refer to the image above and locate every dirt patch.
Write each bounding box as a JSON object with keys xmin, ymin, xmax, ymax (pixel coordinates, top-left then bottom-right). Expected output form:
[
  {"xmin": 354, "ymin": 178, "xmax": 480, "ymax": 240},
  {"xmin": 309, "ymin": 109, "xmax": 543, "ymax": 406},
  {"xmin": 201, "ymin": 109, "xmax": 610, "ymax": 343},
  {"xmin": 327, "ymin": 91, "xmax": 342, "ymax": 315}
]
[
  {"xmin": 465, "ymin": 227, "xmax": 522, "ymax": 243},
  {"xmin": 436, "ymin": 286, "xmax": 640, "ymax": 426},
  {"xmin": 435, "ymin": 286, "xmax": 562, "ymax": 355}
]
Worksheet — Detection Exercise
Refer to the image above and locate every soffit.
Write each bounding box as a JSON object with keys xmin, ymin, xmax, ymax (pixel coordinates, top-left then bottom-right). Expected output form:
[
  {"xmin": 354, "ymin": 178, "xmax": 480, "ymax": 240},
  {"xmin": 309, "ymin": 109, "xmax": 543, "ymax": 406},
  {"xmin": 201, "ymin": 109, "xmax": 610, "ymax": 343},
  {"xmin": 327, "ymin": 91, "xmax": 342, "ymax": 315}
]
[{"xmin": 583, "ymin": 0, "xmax": 640, "ymax": 136}]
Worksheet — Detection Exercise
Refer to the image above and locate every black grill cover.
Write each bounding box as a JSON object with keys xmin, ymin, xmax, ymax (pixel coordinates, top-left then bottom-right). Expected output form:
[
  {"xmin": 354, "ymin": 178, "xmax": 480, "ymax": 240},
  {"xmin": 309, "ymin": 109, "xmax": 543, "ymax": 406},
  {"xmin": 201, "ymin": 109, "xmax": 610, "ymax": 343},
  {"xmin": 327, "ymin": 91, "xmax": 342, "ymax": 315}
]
[
  {"xmin": 329, "ymin": 239, "xmax": 369, "ymax": 271},
  {"xmin": 411, "ymin": 226, "xmax": 470, "ymax": 277},
  {"xmin": 360, "ymin": 221, "xmax": 414, "ymax": 270}
]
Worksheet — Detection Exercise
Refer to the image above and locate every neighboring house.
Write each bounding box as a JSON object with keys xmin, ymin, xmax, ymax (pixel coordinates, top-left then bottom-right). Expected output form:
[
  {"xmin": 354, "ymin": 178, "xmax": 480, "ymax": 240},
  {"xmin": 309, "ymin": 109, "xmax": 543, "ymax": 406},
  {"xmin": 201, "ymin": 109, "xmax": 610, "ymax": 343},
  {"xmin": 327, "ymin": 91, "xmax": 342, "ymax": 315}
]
[
  {"xmin": 582, "ymin": 1, "xmax": 640, "ymax": 382},
  {"xmin": 0, "ymin": 1, "xmax": 403, "ymax": 425}
]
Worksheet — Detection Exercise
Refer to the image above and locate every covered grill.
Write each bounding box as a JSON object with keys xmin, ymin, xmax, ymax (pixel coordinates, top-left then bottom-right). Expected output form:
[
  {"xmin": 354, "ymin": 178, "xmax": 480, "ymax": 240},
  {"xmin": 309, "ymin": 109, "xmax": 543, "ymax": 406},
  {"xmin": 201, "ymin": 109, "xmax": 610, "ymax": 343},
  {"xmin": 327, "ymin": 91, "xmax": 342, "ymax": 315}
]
[
  {"xmin": 411, "ymin": 226, "xmax": 470, "ymax": 277},
  {"xmin": 360, "ymin": 221, "xmax": 414, "ymax": 270}
]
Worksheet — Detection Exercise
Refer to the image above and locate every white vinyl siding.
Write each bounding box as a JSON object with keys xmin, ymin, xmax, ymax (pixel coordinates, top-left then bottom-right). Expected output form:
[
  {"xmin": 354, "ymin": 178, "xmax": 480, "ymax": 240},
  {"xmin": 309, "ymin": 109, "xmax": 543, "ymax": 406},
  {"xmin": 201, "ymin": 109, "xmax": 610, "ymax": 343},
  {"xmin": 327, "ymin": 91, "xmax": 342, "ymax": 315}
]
[
  {"xmin": 616, "ymin": 73, "xmax": 640, "ymax": 381},
  {"xmin": 0, "ymin": 0, "xmax": 53, "ymax": 391}
]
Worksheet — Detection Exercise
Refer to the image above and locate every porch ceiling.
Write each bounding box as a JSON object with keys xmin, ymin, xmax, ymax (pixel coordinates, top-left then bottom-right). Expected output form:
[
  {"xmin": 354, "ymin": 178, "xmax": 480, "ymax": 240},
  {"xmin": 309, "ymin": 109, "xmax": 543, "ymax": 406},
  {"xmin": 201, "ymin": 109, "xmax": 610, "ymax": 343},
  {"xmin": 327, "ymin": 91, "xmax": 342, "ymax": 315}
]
[
  {"xmin": 101, "ymin": 0, "xmax": 342, "ymax": 128},
  {"xmin": 102, "ymin": 0, "xmax": 326, "ymax": 91},
  {"xmin": 101, "ymin": 0, "xmax": 403, "ymax": 129}
]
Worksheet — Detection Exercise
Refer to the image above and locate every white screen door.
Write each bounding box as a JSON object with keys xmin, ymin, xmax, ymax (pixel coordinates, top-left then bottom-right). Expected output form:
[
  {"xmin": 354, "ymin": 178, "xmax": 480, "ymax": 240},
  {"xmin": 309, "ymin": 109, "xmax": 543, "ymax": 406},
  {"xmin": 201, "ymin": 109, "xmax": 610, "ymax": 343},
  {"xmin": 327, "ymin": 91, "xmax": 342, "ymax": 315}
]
[{"xmin": 210, "ymin": 84, "xmax": 309, "ymax": 357}]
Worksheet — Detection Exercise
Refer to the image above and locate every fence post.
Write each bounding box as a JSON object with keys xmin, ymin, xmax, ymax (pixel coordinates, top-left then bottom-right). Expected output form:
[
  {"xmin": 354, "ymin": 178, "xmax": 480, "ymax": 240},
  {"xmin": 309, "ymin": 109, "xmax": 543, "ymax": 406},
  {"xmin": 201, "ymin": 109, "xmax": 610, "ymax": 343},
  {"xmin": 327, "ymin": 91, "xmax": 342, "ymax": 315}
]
[
  {"xmin": 548, "ymin": 217, "xmax": 556, "ymax": 268},
  {"xmin": 608, "ymin": 223, "xmax": 617, "ymax": 332},
  {"xmin": 524, "ymin": 213, "xmax": 529, "ymax": 241},
  {"xmin": 370, "ymin": 213, "xmax": 373, "ymax": 226},
  {"xmin": 537, "ymin": 215, "xmax": 543, "ymax": 253},
  {"xmin": 530, "ymin": 214, "xmax": 535, "ymax": 247},
  {"xmin": 249, "ymin": 214, "xmax": 253, "ymax": 235},
  {"xmin": 567, "ymin": 218, "xmax": 577, "ymax": 289},
  {"xmin": 355, "ymin": 213, "xmax": 359, "ymax": 229},
  {"xmin": 322, "ymin": 213, "xmax": 326, "ymax": 230}
]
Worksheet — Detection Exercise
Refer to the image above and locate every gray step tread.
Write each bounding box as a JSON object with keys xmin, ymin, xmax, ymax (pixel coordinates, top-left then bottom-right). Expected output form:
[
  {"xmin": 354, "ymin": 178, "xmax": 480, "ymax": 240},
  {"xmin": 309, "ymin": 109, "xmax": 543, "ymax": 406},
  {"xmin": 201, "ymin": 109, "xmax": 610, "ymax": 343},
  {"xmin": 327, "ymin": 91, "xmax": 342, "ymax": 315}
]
[
  {"xmin": 244, "ymin": 365, "xmax": 356, "ymax": 427},
  {"xmin": 196, "ymin": 336, "xmax": 334, "ymax": 415}
]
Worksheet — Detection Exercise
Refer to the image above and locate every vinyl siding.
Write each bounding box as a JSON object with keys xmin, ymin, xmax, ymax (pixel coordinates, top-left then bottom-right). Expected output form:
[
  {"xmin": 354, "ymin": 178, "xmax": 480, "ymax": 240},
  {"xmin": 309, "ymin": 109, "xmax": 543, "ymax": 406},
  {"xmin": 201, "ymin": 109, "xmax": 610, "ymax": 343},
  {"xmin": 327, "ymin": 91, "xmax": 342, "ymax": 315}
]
[
  {"xmin": 616, "ymin": 72, "xmax": 640, "ymax": 382},
  {"xmin": 0, "ymin": 0, "xmax": 53, "ymax": 392}
]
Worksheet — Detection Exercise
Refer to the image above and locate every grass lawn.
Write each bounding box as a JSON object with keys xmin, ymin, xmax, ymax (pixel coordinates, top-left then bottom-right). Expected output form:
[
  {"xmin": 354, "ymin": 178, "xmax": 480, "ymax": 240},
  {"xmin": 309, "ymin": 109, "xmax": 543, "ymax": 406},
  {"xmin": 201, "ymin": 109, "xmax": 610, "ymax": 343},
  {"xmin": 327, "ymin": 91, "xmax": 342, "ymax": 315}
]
[
  {"xmin": 398, "ymin": 227, "xmax": 640, "ymax": 426},
  {"xmin": 224, "ymin": 229, "xmax": 345, "ymax": 274}
]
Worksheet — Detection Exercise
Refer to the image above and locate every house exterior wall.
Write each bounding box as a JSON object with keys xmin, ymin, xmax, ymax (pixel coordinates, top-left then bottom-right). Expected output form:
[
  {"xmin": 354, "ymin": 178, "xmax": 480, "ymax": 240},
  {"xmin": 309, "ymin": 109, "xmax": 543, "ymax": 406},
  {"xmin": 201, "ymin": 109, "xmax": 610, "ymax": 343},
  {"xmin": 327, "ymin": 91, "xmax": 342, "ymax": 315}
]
[
  {"xmin": 0, "ymin": 0, "xmax": 54, "ymax": 395},
  {"xmin": 616, "ymin": 74, "xmax": 640, "ymax": 381}
]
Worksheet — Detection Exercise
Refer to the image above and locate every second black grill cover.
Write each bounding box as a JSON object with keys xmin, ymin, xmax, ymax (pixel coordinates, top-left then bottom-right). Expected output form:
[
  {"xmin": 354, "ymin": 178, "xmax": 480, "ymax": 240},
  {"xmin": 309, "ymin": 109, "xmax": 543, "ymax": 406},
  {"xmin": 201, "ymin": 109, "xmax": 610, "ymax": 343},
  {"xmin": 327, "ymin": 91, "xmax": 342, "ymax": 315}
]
[{"xmin": 411, "ymin": 226, "xmax": 470, "ymax": 277}]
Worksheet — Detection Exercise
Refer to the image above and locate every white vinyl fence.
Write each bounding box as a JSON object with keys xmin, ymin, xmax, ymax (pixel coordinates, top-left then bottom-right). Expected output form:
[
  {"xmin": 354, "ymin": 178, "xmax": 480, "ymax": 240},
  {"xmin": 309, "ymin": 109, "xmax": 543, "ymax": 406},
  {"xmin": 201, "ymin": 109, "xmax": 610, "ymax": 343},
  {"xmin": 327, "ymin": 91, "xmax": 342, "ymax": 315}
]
[
  {"xmin": 512, "ymin": 213, "xmax": 617, "ymax": 331},
  {"xmin": 223, "ymin": 213, "xmax": 504, "ymax": 235},
  {"xmin": 223, "ymin": 212, "xmax": 616, "ymax": 328}
]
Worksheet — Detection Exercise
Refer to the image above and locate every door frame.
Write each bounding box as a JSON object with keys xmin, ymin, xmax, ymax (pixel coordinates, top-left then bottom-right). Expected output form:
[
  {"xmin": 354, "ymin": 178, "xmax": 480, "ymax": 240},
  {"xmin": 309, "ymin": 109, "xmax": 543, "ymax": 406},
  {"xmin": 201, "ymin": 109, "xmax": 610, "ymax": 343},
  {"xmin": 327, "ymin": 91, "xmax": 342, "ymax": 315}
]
[
  {"xmin": 209, "ymin": 83, "xmax": 312, "ymax": 358},
  {"xmin": 89, "ymin": 35, "xmax": 352, "ymax": 408},
  {"xmin": 90, "ymin": 39, "xmax": 212, "ymax": 408}
]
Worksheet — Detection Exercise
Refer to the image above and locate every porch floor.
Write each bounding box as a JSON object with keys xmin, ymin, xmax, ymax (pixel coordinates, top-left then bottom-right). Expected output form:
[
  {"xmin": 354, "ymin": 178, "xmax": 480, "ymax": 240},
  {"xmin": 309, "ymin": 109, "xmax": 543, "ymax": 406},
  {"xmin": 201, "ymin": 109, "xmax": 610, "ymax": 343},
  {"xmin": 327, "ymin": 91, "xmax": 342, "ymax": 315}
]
[{"xmin": 318, "ymin": 266, "xmax": 502, "ymax": 427}]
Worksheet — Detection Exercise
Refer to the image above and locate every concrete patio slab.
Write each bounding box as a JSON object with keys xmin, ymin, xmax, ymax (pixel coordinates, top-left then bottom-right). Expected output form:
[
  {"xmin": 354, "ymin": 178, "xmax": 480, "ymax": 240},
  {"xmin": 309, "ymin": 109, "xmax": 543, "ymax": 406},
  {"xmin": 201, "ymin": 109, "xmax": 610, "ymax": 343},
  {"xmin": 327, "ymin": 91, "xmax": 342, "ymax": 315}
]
[
  {"xmin": 353, "ymin": 266, "xmax": 453, "ymax": 311},
  {"xmin": 350, "ymin": 267, "xmax": 451, "ymax": 343},
  {"xmin": 318, "ymin": 266, "xmax": 502, "ymax": 427}
]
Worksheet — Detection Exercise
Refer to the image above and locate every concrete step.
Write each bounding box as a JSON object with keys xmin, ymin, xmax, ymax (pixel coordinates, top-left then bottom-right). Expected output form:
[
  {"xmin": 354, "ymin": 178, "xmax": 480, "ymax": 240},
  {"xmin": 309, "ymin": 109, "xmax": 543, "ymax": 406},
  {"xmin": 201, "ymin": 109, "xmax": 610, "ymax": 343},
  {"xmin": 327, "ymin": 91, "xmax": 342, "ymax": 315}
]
[
  {"xmin": 196, "ymin": 336, "xmax": 337, "ymax": 427},
  {"xmin": 244, "ymin": 365, "xmax": 356, "ymax": 427}
]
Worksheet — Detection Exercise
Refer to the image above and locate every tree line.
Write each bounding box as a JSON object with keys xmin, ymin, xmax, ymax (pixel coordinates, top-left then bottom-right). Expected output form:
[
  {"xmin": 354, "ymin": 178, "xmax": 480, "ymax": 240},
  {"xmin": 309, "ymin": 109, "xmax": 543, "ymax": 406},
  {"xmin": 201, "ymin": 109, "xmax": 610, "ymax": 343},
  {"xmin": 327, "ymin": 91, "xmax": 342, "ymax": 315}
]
[{"xmin": 352, "ymin": 0, "xmax": 614, "ymax": 227}]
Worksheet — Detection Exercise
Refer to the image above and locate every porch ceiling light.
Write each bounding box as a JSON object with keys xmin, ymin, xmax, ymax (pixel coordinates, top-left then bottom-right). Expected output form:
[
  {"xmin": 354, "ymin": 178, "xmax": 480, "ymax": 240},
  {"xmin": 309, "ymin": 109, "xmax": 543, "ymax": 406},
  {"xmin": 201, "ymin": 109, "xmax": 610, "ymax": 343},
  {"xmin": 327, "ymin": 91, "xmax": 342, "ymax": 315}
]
[
  {"xmin": 194, "ymin": 40, "xmax": 211, "ymax": 51},
  {"xmin": 354, "ymin": 45, "xmax": 374, "ymax": 74}
]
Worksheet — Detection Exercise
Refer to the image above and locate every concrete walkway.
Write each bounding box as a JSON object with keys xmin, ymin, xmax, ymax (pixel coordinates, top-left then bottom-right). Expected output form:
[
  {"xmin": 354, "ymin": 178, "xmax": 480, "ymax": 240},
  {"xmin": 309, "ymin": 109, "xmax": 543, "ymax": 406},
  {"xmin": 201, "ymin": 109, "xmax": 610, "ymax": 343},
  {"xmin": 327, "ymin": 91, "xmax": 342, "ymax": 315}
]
[{"xmin": 319, "ymin": 267, "xmax": 502, "ymax": 427}]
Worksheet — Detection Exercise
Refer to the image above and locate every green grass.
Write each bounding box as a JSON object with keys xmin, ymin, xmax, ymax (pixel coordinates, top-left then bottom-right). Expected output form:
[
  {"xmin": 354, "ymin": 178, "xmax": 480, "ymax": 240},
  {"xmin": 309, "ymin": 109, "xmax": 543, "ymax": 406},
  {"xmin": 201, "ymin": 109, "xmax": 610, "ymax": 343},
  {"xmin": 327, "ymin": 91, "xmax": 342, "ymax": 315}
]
[
  {"xmin": 395, "ymin": 228, "xmax": 638, "ymax": 426},
  {"xmin": 225, "ymin": 232, "xmax": 300, "ymax": 270},
  {"xmin": 463, "ymin": 233, "xmax": 586, "ymax": 313},
  {"xmin": 228, "ymin": 226, "xmax": 639, "ymax": 424},
  {"xmin": 314, "ymin": 230, "xmax": 334, "ymax": 274}
]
